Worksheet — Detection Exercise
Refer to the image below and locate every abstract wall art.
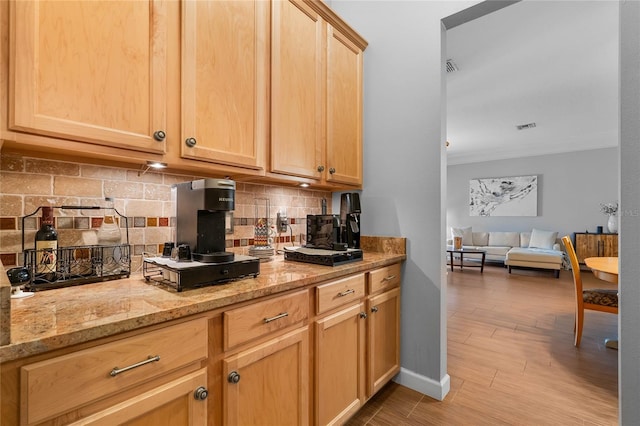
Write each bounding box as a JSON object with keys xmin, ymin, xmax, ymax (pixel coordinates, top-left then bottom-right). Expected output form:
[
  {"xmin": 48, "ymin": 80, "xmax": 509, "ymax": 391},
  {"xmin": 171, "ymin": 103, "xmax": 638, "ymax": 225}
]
[{"xmin": 469, "ymin": 175, "xmax": 538, "ymax": 216}]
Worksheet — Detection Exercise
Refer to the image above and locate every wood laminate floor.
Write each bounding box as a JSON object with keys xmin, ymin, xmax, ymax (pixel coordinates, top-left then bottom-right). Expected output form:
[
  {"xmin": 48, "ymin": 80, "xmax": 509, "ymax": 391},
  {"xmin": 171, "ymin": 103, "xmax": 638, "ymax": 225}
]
[{"xmin": 346, "ymin": 265, "xmax": 618, "ymax": 425}]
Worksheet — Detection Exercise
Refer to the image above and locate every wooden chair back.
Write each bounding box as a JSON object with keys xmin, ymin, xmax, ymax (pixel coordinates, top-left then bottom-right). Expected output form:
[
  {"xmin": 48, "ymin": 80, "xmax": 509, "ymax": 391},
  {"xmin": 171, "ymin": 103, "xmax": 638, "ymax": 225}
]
[{"xmin": 562, "ymin": 235, "xmax": 584, "ymax": 313}]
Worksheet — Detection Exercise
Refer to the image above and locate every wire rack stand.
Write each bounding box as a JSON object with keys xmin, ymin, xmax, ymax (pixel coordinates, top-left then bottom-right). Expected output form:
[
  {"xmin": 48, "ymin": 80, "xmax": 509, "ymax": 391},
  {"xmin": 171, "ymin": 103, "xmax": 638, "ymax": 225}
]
[{"xmin": 21, "ymin": 206, "xmax": 131, "ymax": 291}]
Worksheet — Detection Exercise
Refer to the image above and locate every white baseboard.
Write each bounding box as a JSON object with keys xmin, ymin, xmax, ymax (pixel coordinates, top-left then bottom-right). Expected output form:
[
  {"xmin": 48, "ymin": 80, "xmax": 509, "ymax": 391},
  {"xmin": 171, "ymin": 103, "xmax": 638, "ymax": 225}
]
[{"xmin": 394, "ymin": 367, "xmax": 450, "ymax": 401}]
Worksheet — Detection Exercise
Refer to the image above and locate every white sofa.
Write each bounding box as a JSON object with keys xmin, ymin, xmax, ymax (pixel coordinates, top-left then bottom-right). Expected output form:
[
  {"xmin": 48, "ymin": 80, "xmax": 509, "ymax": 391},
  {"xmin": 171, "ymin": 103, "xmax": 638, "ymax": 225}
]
[{"xmin": 448, "ymin": 228, "xmax": 565, "ymax": 278}]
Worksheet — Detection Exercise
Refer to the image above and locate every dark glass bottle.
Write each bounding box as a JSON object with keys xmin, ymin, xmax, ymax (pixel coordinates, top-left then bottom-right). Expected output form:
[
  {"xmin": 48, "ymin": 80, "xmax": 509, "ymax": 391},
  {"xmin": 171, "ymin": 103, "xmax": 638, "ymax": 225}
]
[{"xmin": 35, "ymin": 206, "xmax": 58, "ymax": 283}]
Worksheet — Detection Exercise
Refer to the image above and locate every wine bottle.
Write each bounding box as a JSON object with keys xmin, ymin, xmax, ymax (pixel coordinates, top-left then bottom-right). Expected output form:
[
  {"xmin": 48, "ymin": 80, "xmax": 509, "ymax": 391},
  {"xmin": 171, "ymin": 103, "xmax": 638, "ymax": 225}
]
[{"xmin": 35, "ymin": 206, "xmax": 58, "ymax": 283}]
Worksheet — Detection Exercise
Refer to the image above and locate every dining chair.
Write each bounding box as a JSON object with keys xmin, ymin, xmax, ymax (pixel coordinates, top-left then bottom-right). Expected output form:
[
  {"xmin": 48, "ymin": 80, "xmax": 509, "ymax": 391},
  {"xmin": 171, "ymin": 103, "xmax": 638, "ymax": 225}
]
[{"xmin": 562, "ymin": 236, "xmax": 618, "ymax": 347}]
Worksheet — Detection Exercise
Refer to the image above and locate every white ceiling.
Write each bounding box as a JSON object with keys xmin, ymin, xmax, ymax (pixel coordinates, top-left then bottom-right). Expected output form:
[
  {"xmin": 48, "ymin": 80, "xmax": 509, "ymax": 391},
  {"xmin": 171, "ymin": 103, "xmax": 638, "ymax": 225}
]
[{"xmin": 445, "ymin": 0, "xmax": 619, "ymax": 166}]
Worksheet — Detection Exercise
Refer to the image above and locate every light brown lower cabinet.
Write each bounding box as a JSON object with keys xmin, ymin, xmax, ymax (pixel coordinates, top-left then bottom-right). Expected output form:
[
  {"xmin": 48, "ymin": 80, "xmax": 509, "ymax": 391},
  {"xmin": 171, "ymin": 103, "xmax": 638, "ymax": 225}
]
[
  {"xmin": 67, "ymin": 368, "xmax": 208, "ymax": 426},
  {"xmin": 315, "ymin": 302, "xmax": 366, "ymax": 425},
  {"xmin": 367, "ymin": 287, "xmax": 401, "ymax": 397},
  {"xmin": 222, "ymin": 327, "xmax": 309, "ymax": 426},
  {"xmin": 1, "ymin": 263, "xmax": 402, "ymax": 426},
  {"xmin": 15, "ymin": 318, "xmax": 208, "ymax": 426},
  {"xmin": 314, "ymin": 265, "xmax": 401, "ymax": 425}
]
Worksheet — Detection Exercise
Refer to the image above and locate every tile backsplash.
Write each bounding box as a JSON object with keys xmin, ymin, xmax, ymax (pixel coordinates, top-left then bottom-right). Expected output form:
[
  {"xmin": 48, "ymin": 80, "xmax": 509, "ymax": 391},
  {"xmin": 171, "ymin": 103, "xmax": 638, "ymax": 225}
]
[{"xmin": 0, "ymin": 154, "xmax": 332, "ymax": 272}]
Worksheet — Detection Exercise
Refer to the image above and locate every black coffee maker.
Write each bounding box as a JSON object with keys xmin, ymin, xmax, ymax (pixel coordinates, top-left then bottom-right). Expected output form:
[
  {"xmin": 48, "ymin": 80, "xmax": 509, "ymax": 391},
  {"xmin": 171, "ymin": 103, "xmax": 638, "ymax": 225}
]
[
  {"xmin": 175, "ymin": 178, "xmax": 235, "ymax": 263},
  {"xmin": 340, "ymin": 193, "xmax": 361, "ymax": 249}
]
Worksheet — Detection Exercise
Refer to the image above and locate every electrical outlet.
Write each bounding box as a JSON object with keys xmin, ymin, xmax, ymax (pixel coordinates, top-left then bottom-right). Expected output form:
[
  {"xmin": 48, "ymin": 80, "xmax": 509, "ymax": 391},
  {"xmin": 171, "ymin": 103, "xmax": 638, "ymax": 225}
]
[{"xmin": 277, "ymin": 211, "xmax": 288, "ymax": 232}]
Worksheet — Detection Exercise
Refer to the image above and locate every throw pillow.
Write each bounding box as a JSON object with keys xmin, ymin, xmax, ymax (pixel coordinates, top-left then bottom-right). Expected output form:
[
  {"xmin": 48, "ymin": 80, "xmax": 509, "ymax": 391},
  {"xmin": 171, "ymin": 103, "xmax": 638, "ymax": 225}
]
[
  {"xmin": 473, "ymin": 232, "xmax": 489, "ymax": 246},
  {"xmin": 451, "ymin": 226, "xmax": 473, "ymax": 245},
  {"xmin": 488, "ymin": 232, "xmax": 520, "ymax": 247},
  {"xmin": 528, "ymin": 228, "xmax": 558, "ymax": 249}
]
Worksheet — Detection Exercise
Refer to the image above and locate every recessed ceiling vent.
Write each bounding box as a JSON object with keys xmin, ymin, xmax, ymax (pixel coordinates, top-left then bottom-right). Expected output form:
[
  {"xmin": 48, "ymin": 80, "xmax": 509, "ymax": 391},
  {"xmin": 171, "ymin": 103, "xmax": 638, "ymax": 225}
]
[
  {"xmin": 516, "ymin": 122, "xmax": 537, "ymax": 130},
  {"xmin": 446, "ymin": 59, "xmax": 459, "ymax": 73}
]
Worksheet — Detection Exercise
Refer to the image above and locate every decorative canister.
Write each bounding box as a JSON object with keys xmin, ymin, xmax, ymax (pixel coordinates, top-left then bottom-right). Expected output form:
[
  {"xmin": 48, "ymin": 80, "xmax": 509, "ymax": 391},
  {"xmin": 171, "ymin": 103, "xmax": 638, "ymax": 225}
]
[{"xmin": 454, "ymin": 236, "xmax": 463, "ymax": 250}]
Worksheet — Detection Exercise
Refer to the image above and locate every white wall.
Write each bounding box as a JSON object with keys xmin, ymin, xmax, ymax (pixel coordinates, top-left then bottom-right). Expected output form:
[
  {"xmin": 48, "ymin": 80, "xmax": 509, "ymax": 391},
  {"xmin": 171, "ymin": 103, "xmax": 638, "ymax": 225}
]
[
  {"xmin": 331, "ymin": 0, "xmax": 480, "ymax": 400},
  {"xmin": 447, "ymin": 148, "xmax": 619, "ymax": 239}
]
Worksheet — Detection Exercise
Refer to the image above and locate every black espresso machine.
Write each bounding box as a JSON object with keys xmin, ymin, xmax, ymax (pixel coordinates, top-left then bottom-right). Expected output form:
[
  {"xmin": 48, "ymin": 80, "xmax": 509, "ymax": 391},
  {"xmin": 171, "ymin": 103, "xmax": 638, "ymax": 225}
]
[
  {"xmin": 284, "ymin": 193, "xmax": 363, "ymax": 266},
  {"xmin": 340, "ymin": 192, "xmax": 361, "ymax": 249},
  {"xmin": 143, "ymin": 178, "xmax": 259, "ymax": 291}
]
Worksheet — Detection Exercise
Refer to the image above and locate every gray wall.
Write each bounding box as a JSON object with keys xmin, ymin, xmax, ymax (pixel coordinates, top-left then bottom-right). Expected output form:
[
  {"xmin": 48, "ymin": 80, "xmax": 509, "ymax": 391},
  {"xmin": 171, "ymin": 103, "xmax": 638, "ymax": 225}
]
[
  {"xmin": 331, "ymin": 0, "xmax": 479, "ymax": 399},
  {"xmin": 447, "ymin": 148, "xmax": 619, "ymax": 239},
  {"xmin": 620, "ymin": 2, "xmax": 640, "ymax": 423}
]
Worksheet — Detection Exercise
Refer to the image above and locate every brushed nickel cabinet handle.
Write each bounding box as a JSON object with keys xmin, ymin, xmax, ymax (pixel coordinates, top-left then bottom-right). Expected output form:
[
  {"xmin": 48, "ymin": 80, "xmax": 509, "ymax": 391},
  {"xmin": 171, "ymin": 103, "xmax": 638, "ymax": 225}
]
[
  {"xmin": 329, "ymin": 167, "xmax": 336, "ymax": 174},
  {"xmin": 185, "ymin": 137, "xmax": 197, "ymax": 147},
  {"xmin": 317, "ymin": 165, "xmax": 325, "ymax": 172},
  {"xmin": 382, "ymin": 275, "xmax": 397, "ymax": 281},
  {"xmin": 110, "ymin": 355, "xmax": 160, "ymax": 377},
  {"xmin": 337, "ymin": 289, "xmax": 355, "ymax": 297},
  {"xmin": 371, "ymin": 306, "xmax": 379, "ymax": 313},
  {"xmin": 263, "ymin": 312, "xmax": 288, "ymax": 323}
]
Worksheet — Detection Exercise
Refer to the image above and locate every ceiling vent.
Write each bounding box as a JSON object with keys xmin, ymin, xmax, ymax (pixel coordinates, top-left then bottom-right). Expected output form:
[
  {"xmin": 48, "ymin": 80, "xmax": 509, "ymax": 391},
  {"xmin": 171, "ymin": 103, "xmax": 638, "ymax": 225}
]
[
  {"xmin": 516, "ymin": 122, "xmax": 537, "ymax": 130},
  {"xmin": 446, "ymin": 59, "xmax": 459, "ymax": 73}
]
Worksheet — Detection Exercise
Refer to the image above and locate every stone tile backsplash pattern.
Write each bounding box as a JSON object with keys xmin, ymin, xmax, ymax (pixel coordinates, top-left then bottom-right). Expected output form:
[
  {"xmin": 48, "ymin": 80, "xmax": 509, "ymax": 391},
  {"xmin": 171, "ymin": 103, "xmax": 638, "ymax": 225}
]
[{"xmin": 0, "ymin": 154, "xmax": 331, "ymax": 272}]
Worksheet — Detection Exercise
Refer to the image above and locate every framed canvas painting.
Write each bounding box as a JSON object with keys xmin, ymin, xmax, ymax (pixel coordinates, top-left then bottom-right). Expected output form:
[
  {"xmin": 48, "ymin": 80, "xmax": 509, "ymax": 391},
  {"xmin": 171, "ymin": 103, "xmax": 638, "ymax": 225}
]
[{"xmin": 469, "ymin": 175, "xmax": 538, "ymax": 216}]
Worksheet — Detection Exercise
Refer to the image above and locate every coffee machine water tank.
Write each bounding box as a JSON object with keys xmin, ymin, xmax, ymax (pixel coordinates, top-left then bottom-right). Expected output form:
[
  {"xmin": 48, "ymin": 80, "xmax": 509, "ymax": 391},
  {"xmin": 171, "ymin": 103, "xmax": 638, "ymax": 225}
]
[{"xmin": 340, "ymin": 193, "xmax": 361, "ymax": 249}]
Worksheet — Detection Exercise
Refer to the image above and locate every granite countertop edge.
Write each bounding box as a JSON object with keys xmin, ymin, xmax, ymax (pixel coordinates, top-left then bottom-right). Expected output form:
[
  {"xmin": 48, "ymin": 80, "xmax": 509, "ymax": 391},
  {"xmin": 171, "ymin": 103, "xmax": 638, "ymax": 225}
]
[{"xmin": 1, "ymin": 245, "xmax": 405, "ymax": 363}]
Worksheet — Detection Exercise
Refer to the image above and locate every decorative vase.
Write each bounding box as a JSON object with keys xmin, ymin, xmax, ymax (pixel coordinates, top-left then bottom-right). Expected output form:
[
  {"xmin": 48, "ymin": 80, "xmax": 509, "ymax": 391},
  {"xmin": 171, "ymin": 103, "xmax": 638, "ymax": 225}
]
[{"xmin": 607, "ymin": 214, "xmax": 618, "ymax": 234}]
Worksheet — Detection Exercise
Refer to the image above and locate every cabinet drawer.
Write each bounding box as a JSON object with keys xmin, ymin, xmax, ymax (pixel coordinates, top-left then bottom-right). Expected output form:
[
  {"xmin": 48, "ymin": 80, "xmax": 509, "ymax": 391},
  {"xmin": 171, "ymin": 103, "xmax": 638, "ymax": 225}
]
[
  {"xmin": 224, "ymin": 290, "xmax": 309, "ymax": 350},
  {"xmin": 316, "ymin": 273, "xmax": 365, "ymax": 314},
  {"xmin": 369, "ymin": 263, "xmax": 401, "ymax": 294},
  {"xmin": 21, "ymin": 318, "xmax": 208, "ymax": 426}
]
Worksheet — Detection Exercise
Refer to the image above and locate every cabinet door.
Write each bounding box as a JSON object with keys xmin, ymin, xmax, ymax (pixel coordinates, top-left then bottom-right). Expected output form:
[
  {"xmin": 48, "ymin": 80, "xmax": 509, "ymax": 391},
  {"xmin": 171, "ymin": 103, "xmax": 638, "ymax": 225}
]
[
  {"xmin": 315, "ymin": 303, "xmax": 365, "ymax": 425},
  {"xmin": 68, "ymin": 369, "xmax": 208, "ymax": 426},
  {"xmin": 223, "ymin": 327, "xmax": 309, "ymax": 426},
  {"xmin": 181, "ymin": 0, "xmax": 268, "ymax": 169},
  {"xmin": 367, "ymin": 287, "xmax": 401, "ymax": 397},
  {"xmin": 10, "ymin": 0, "xmax": 167, "ymax": 154},
  {"xmin": 575, "ymin": 234, "xmax": 597, "ymax": 263},
  {"xmin": 271, "ymin": 0, "xmax": 325, "ymax": 180},
  {"xmin": 326, "ymin": 26, "xmax": 363, "ymax": 186},
  {"xmin": 603, "ymin": 234, "xmax": 618, "ymax": 257}
]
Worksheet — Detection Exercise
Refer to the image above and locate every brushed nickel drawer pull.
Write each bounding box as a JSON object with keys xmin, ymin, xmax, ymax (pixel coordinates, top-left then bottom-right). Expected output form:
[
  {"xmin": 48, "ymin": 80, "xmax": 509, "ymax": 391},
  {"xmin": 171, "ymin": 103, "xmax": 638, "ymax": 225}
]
[
  {"xmin": 263, "ymin": 312, "xmax": 288, "ymax": 323},
  {"xmin": 110, "ymin": 355, "xmax": 160, "ymax": 377},
  {"xmin": 338, "ymin": 289, "xmax": 355, "ymax": 297},
  {"xmin": 382, "ymin": 275, "xmax": 397, "ymax": 281}
]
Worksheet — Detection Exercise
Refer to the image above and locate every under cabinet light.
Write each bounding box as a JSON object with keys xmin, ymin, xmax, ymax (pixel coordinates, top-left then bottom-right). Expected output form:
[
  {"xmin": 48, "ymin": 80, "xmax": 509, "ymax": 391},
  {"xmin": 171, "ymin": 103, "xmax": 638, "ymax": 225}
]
[{"xmin": 138, "ymin": 161, "xmax": 168, "ymax": 176}]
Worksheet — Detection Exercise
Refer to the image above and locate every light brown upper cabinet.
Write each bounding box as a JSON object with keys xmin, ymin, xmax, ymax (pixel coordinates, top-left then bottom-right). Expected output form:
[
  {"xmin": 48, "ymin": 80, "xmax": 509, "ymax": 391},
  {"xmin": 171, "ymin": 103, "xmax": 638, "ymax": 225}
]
[
  {"xmin": 9, "ymin": 0, "xmax": 168, "ymax": 154},
  {"xmin": 271, "ymin": 0, "xmax": 325, "ymax": 181},
  {"xmin": 180, "ymin": 0, "xmax": 269, "ymax": 170},
  {"xmin": 326, "ymin": 26, "xmax": 364, "ymax": 186},
  {"xmin": 5, "ymin": 0, "xmax": 365, "ymax": 185},
  {"xmin": 271, "ymin": 0, "xmax": 366, "ymax": 187}
]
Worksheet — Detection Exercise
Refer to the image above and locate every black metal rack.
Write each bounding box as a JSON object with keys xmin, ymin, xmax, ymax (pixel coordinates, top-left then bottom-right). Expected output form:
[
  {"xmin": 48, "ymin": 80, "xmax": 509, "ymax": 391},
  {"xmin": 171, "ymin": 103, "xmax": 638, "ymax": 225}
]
[
  {"xmin": 21, "ymin": 206, "xmax": 131, "ymax": 291},
  {"xmin": 143, "ymin": 255, "xmax": 260, "ymax": 292}
]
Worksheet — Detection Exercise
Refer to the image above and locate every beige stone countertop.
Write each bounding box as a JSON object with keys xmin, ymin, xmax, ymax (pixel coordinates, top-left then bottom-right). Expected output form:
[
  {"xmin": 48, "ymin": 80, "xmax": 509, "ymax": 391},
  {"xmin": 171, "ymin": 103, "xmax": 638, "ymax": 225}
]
[{"xmin": 1, "ymin": 241, "xmax": 405, "ymax": 363}]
